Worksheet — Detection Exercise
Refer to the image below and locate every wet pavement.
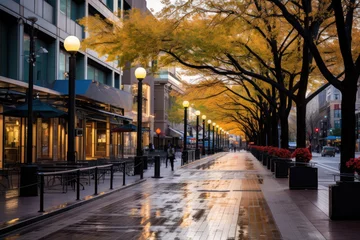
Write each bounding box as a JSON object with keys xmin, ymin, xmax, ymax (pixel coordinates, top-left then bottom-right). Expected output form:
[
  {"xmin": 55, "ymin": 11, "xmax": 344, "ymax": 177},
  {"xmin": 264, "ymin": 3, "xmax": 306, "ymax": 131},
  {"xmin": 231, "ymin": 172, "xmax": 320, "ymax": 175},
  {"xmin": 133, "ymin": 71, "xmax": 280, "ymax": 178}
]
[{"xmin": 1, "ymin": 152, "xmax": 281, "ymax": 240}]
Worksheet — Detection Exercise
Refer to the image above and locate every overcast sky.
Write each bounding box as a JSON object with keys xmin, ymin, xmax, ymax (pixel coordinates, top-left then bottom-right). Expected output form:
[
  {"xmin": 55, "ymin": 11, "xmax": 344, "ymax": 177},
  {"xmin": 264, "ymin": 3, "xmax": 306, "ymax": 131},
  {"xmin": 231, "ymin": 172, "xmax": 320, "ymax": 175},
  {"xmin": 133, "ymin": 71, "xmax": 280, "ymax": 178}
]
[{"xmin": 146, "ymin": 0, "xmax": 165, "ymax": 13}]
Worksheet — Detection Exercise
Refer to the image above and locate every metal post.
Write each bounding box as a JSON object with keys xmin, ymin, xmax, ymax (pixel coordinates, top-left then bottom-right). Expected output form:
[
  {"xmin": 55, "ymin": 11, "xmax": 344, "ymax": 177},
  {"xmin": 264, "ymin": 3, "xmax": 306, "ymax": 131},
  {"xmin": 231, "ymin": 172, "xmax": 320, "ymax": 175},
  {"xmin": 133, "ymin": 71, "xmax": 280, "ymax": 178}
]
[
  {"xmin": 212, "ymin": 126, "xmax": 215, "ymax": 154},
  {"xmin": 76, "ymin": 170, "xmax": 80, "ymax": 200},
  {"xmin": 136, "ymin": 80, "xmax": 143, "ymax": 157},
  {"xmin": 182, "ymin": 107, "xmax": 188, "ymax": 163},
  {"xmin": 27, "ymin": 17, "xmax": 37, "ymax": 164},
  {"xmin": 208, "ymin": 123, "xmax": 211, "ymax": 154},
  {"xmin": 39, "ymin": 174, "xmax": 44, "ymax": 212},
  {"xmin": 94, "ymin": 167, "xmax": 98, "ymax": 195},
  {"xmin": 67, "ymin": 53, "xmax": 76, "ymax": 162},
  {"xmin": 219, "ymin": 130, "xmax": 222, "ymax": 151},
  {"xmin": 140, "ymin": 158, "xmax": 143, "ymax": 179},
  {"xmin": 122, "ymin": 162, "xmax": 126, "ymax": 186},
  {"xmin": 195, "ymin": 115, "xmax": 200, "ymax": 159},
  {"xmin": 153, "ymin": 156, "xmax": 162, "ymax": 178},
  {"xmin": 202, "ymin": 119, "xmax": 206, "ymax": 155},
  {"xmin": 183, "ymin": 107, "xmax": 188, "ymax": 151},
  {"xmin": 110, "ymin": 165, "xmax": 114, "ymax": 190},
  {"xmin": 158, "ymin": 134, "xmax": 160, "ymax": 149}
]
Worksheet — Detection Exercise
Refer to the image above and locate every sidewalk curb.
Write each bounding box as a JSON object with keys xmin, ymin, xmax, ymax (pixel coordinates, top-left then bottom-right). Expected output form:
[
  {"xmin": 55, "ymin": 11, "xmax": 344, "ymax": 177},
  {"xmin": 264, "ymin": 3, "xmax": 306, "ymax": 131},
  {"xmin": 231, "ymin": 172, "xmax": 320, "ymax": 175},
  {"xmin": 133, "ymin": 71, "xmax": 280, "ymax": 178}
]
[{"xmin": 0, "ymin": 179, "xmax": 147, "ymax": 236}]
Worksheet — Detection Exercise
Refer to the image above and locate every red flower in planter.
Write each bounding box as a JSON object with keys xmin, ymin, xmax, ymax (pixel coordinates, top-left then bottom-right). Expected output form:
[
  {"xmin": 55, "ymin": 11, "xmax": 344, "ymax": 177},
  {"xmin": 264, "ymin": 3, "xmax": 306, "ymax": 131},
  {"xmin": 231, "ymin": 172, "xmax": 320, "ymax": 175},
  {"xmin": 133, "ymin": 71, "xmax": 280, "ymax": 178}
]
[
  {"xmin": 267, "ymin": 147, "xmax": 278, "ymax": 156},
  {"xmin": 346, "ymin": 157, "xmax": 360, "ymax": 173},
  {"xmin": 291, "ymin": 148, "xmax": 312, "ymax": 162},
  {"xmin": 274, "ymin": 148, "xmax": 292, "ymax": 158}
]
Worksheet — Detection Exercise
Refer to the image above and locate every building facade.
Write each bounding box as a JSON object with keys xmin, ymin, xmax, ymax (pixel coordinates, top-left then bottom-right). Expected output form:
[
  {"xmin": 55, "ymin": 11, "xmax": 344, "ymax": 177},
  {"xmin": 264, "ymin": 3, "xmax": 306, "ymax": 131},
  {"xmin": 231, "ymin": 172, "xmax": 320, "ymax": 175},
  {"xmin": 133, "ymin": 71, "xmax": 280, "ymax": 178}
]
[
  {"xmin": 153, "ymin": 68, "xmax": 184, "ymax": 149},
  {"xmin": 0, "ymin": 0, "xmax": 153, "ymax": 168},
  {"xmin": 307, "ymin": 84, "xmax": 360, "ymax": 149}
]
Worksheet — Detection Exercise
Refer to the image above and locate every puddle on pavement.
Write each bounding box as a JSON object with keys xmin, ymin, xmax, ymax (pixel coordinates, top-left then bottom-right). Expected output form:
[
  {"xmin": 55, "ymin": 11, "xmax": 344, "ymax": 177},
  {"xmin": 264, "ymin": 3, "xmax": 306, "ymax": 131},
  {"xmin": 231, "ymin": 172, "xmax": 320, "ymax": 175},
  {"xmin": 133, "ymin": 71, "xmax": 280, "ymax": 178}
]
[{"xmin": 237, "ymin": 191, "xmax": 282, "ymax": 240}]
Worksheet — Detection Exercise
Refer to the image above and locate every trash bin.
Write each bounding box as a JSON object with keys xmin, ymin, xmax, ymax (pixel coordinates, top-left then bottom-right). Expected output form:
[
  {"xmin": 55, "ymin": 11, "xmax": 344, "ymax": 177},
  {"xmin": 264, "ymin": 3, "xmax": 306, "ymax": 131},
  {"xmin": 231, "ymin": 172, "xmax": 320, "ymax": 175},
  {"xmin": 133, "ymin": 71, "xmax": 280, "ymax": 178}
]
[{"xmin": 20, "ymin": 165, "xmax": 38, "ymax": 197}]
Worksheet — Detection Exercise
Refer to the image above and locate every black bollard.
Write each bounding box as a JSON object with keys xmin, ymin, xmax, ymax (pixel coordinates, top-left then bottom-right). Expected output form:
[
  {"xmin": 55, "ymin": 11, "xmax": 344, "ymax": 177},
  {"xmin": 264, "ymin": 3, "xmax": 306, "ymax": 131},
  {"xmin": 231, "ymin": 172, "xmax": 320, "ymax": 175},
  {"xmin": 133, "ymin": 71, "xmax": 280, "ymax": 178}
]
[{"xmin": 152, "ymin": 156, "xmax": 163, "ymax": 178}]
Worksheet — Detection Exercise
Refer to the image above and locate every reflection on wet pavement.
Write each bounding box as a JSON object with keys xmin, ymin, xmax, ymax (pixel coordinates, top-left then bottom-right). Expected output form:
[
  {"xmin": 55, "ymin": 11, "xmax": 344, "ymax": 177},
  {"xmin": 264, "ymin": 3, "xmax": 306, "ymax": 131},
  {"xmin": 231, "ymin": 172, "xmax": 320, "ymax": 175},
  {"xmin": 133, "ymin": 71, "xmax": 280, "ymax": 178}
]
[{"xmin": 6, "ymin": 152, "xmax": 281, "ymax": 240}]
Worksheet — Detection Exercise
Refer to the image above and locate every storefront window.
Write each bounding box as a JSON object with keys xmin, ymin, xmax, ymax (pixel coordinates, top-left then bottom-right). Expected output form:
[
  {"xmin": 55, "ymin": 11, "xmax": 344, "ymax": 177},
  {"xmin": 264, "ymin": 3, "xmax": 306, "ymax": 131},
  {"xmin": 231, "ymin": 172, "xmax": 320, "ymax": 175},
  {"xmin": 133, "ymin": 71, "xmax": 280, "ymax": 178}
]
[
  {"xmin": 96, "ymin": 122, "xmax": 106, "ymax": 155},
  {"xmin": 40, "ymin": 119, "xmax": 50, "ymax": 157},
  {"xmin": 4, "ymin": 117, "xmax": 21, "ymax": 164}
]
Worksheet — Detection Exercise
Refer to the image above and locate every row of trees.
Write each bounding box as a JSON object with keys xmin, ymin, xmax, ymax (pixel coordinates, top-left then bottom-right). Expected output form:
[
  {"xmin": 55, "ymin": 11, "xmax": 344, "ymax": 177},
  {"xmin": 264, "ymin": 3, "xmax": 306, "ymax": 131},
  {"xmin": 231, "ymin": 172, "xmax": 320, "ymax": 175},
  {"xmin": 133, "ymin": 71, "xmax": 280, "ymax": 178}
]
[{"xmin": 79, "ymin": 0, "xmax": 360, "ymax": 179}]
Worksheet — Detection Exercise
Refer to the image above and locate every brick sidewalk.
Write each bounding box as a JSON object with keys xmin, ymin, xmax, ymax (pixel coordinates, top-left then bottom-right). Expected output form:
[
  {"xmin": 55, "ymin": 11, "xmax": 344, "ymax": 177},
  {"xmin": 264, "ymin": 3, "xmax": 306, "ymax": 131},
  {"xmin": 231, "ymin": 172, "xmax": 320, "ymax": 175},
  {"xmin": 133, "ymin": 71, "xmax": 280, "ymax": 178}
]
[{"xmin": 2, "ymin": 151, "xmax": 360, "ymax": 239}]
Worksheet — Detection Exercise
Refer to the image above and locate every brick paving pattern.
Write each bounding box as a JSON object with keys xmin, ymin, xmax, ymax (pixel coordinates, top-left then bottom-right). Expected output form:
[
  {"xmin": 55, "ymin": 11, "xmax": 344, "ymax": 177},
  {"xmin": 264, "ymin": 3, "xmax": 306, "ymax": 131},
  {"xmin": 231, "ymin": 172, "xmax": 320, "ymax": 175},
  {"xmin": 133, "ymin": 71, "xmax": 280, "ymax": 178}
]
[{"xmin": 2, "ymin": 152, "xmax": 281, "ymax": 239}]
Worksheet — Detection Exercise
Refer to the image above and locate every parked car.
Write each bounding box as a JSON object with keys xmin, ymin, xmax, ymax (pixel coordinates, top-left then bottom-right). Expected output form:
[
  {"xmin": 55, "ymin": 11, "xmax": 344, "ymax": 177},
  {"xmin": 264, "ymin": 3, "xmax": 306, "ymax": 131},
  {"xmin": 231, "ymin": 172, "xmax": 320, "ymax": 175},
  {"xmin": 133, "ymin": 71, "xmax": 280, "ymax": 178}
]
[{"xmin": 321, "ymin": 146, "xmax": 336, "ymax": 157}]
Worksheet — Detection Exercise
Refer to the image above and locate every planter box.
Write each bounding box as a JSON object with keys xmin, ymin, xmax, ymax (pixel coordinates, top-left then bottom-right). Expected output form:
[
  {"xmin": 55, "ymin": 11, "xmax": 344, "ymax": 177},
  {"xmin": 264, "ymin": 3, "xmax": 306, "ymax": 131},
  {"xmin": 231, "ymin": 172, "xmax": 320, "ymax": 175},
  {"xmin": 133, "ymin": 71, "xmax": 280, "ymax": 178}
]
[
  {"xmin": 329, "ymin": 181, "xmax": 360, "ymax": 220},
  {"xmin": 274, "ymin": 159, "xmax": 292, "ymax": 178},
  {"xmin": 262, "ymin": 154, "xmax": 268, "ymax": 166},
  {"xmin": 267, "ymin": 156, "xmax": 272, "ymax": 170},
  {"xmin": 289, "ymin": 166, "xmax": 318, "ymax": 190},
  {"xmin": 271, "ymin": 158, "xmax": 290, "ymax": 172}
]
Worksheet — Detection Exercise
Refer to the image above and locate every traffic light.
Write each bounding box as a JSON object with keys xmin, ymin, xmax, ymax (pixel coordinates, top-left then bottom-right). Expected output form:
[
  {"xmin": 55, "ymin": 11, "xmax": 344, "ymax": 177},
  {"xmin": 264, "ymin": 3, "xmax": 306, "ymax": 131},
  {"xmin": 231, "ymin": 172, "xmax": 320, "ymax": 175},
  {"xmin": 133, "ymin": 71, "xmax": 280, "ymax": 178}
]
[{"xmin": 315, "ymin": 128, "xmax": 319, "ymax": 133}]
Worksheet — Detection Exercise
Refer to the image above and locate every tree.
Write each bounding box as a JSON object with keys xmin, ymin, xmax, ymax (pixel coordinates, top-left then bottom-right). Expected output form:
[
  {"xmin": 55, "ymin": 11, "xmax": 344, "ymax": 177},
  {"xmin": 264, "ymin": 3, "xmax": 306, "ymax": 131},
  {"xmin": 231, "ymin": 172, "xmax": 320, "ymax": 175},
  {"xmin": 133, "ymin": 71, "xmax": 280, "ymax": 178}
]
[
  {"xmin": 268, "ymin": 0, "xmax": 360, "ymax": 179},
  {"xmin": 79, "ymin": 1, "xmax": 334, "ymax": 150}
]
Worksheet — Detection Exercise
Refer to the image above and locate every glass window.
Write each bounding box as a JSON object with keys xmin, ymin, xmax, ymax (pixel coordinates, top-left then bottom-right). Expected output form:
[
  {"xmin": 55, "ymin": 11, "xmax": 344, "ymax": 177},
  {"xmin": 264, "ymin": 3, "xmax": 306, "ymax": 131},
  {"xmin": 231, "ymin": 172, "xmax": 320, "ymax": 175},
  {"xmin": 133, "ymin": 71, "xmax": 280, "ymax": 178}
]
[
  {"xmin": 60, "ymin": 0, "xmax": 71, "ymax": 16},
  {"xmin": 334, "ymin": 120, "xmax": 341, "ymax": 129},
  {"xmin": 4, "ymin": 117, "xmax": 21, "ymax": 164},
  {"xmin": 334, "ymin": 109, "xmax": 341, "ymax": 118},
  {"xmin": 87, "ymin": 65, "xmax": 105, "ymax": 83},
  {"xmin": 96, "ymin": 122, "xmax": 106, "ymax": 155},
  {"xmin": 40, "ymin": 119, "xmax": 50, "ymax": 157},
  {"xmin": 58, "ymin": 50, "xmax": 69, "ymax": 79}
]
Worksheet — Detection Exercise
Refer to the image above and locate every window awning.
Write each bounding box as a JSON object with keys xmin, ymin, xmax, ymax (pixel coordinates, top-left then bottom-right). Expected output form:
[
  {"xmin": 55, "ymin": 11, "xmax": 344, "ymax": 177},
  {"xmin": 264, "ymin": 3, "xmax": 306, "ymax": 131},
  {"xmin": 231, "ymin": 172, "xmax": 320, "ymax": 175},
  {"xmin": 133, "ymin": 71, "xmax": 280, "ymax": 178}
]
[
  {"xmin": 81, "ymin": 106, "xmax": 132, "ymax": 122},
  {"xmin": 52, "ymin": 80, "xmax": 132, "ymax": 111},
  {"xmin": 169, "ymin": 127, "xmax": 184, "ymax": 139}
]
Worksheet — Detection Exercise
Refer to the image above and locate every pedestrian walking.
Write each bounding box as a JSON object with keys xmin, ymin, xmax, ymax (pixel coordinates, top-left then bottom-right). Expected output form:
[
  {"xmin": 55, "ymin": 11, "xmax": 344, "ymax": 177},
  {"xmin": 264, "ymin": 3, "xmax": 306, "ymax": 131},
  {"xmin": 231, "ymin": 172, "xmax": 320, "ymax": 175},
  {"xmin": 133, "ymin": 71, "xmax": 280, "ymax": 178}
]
[
  {"xmin": 165, "ymin": 140, "xmax": 171, "ymax": 167},
  {"xmin": 167, "ymin": 144, "xmax": 175, "ymax": 171}
]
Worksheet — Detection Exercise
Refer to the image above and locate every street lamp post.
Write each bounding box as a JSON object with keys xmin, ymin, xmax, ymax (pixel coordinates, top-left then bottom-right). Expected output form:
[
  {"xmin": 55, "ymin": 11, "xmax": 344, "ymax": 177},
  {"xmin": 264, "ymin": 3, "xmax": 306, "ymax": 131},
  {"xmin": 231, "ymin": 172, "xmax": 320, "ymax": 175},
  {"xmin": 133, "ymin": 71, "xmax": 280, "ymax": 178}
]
[
  {"xmin": 26, "ymin": 17, "xmax": 38, "ymax": 164},
  {"xmin": 134, "ymin": 67, "xmax": 147, "ymax": 175},
  {"xmin": 195, "ymin": 110, "xmax": 201, "ymax": 160},
  {"xmin": 156, "ymin": 128, "xmax": 161, "ymax": 149},
  {"xmin": 202, "ymin": 115, "xmax": 206, "ymax": 155},
  {"xmin": 207, "ymin": 120, "xmax": 211, "ymax": 154},
  {"xmin": 216, "ymin": 125, "xmax": 219, "ymax": 152},
  {"xmin": 20, "ymin": 17, "xmax": 39, "ymax": 197},
  {"xmin": 182, "ymin": 101, "xmax": 190, "ymax": 164},
  {"xmin": 64, "ymin": 36, "xmax": 80, "ymax": 162},
  {"xmin": 212, "ymin": 123, "xmax": 216, "ymax": 154},
  {"xmin": 219, "ymin": 128, "xmax": 222, "ymax": 151}
]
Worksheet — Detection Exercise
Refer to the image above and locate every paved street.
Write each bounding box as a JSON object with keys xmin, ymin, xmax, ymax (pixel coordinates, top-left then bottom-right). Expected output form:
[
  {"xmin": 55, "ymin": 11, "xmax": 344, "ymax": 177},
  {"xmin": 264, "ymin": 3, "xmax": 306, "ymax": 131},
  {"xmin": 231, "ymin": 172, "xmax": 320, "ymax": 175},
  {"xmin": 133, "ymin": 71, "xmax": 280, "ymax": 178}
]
[
  {"xmin": 2, "ymin": 152, "xmax": 281, "ymax": 240},
  {"xmin": 312, "ymin": 152, "xmax": 360, "ymax": 187}
]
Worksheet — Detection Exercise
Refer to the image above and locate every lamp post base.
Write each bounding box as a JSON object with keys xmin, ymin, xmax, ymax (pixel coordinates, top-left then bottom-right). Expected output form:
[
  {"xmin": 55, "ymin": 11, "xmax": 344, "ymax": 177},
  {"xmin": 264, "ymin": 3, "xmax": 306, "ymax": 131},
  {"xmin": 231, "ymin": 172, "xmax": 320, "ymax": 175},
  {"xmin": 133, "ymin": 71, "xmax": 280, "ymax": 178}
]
[
  {"xmin": 134, "ymin": 156, "xmax": 147, "ymax": 175},
  {"xmin": 195, "ymin": 149, "xmax": 201, "ymax": 160},
  {"xmin": 181, "ymin": 150, "xmax": 188, "ymax": 165}
]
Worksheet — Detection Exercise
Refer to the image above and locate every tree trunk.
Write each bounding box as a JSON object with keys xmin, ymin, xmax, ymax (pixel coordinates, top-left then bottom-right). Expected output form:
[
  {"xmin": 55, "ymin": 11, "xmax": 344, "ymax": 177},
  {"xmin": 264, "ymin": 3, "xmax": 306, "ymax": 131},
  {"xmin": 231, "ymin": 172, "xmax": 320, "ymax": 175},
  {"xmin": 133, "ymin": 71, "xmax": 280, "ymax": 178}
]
[
  {"xmin": 271, "ymin": 109, "xmax": 279, "ymax": 147},
  {"xmin": 279, "ymin": 113, "xmax": 289, "ymax": 149},
  {"xmin": 296, "ymin": 102, "xmax": 307, "ymax": 149},
  {"xmin": 340, "ymin": 82, "xmax": 357, "ymax": 181}
]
